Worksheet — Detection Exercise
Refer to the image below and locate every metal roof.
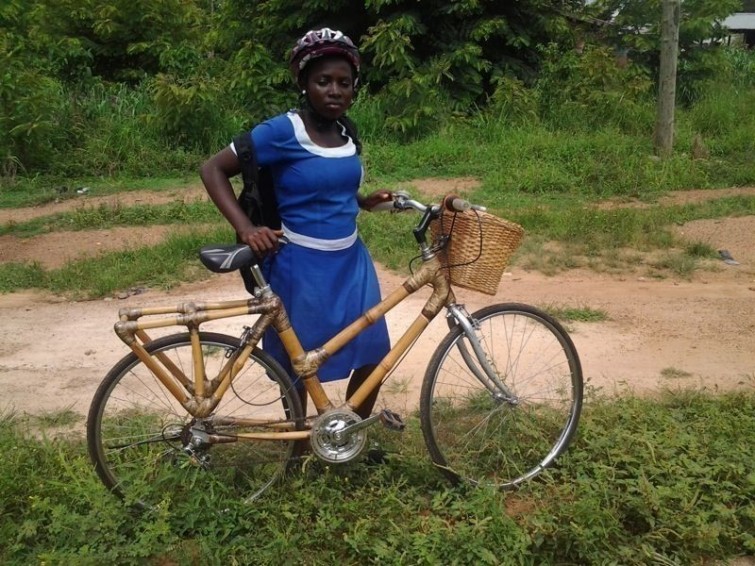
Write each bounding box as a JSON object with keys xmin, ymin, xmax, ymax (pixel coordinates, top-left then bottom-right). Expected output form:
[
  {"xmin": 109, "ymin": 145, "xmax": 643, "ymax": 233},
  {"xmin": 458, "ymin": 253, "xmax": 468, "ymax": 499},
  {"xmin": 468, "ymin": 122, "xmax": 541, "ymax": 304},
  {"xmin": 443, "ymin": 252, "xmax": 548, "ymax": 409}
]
[{"xmin": 722, "ymin": 12, "xmax": 755, "ymax": 31}]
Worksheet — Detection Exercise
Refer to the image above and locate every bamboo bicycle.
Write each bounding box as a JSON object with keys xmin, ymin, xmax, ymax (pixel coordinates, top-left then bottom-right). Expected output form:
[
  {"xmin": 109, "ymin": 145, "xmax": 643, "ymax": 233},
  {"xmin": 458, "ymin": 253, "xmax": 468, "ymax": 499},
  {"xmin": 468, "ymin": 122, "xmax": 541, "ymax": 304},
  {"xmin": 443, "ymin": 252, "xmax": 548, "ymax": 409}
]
[{"xmin": 87, "ymin": 192, "xmax": 583, "ymax": 508}]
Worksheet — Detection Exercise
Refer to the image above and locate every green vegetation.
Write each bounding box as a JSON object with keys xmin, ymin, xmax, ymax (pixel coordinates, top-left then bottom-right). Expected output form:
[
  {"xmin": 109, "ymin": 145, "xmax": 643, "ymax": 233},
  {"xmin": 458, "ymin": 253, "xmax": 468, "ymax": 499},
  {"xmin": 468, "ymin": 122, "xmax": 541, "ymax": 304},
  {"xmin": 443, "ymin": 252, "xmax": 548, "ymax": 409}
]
[
  {"xmin": 2, "ymin": 3, "xmax": 753, "ymax": 564},
  {"xmin": 1, "ymin": 184, "xmax": 752, "ymax": 297},
  {"xmin": 2, "ymin": 1, "xmax": 753, "ymax": 296},
  {"xmin": 660, "ymin": 367, "xmax": 694, "ymax": 379},
  {"xmin": 0, "ymin": 200, "xmax": 222, "ymax": 237},
  {"xmin": 0, "ymin": 225, "xmax": 233, "ymax": 297},
  {"xmin": 2, "ymin": 0, "xmax": 750, "ymax": 178},
  {"xmin": 2, "ymin": 70, "xmax": 754, "ymax": 295},
  {"xmin": 3, "ymin": 177, "xmax": 752, "ymax": 296},
  {"xmin": 542, "ymin": 304, "xmax": 609, "ymax": 323},
  {"xmin": 1, "ymin": 390, "xmax": 753, "ymax": 564}
]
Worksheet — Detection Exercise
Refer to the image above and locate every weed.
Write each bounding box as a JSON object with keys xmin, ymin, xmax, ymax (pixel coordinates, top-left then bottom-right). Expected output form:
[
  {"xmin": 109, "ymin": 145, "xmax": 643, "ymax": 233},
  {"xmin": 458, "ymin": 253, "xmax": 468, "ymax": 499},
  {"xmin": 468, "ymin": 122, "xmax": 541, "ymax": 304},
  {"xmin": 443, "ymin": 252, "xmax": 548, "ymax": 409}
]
[
  {"xmin": 542, "ymin": 304, "xmax": 609, "ymax": 323},
  {"xmin": 685, "ymin": 240, "xmax": 716, "ymax": 258},
  {"xmin": 1, "ymin": 391, "xmax": 753, "ymax": 564},
  {"xmin": 649, "ymin": 252, "xmax": 699, "ymax": 278},
  {"xmin": 0, "ymin": 262, "xmax": 46, "ymax": 293},
  {"xmin": 33, "ymin": 408, "xmax": 83, "ymax": 428},
  {"xmin": 660, "ymin": 367, "xmax": 694, "ymax": 379},
  {"xmin": 382, "ymin": 378, "xmax": 410, "ymax": 396}
]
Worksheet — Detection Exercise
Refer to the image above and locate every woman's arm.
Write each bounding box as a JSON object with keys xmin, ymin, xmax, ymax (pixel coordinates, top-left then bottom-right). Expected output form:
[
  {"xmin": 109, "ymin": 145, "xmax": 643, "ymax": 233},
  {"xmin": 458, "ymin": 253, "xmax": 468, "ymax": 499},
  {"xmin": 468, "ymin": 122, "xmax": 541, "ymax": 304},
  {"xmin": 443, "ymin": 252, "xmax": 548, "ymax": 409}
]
[
  {"xmin": 199, "ymin": 147, "xmax": 280, "ymax": 256},
  {"xmin": 358, "ymin": 190, "xmax": 393, "ymax": 211}
]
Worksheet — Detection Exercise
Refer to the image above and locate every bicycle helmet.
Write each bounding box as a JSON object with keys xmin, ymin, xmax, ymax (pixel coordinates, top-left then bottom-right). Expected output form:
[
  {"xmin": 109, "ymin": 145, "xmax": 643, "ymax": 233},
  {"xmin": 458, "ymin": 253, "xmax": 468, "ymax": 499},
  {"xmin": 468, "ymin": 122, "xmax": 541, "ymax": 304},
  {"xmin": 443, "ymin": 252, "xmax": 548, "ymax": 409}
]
[{"xmin": 289, "ymin": 28, "xmax": 361, "ymax": 85}]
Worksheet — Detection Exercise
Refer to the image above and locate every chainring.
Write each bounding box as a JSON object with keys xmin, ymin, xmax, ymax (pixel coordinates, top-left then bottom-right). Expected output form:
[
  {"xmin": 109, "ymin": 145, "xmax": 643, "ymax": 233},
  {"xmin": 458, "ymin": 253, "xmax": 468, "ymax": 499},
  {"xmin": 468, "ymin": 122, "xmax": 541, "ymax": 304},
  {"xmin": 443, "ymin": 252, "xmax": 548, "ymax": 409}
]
[{"xmin": 310, "ymin": 409, "xmax": 366, "ymax": 464}]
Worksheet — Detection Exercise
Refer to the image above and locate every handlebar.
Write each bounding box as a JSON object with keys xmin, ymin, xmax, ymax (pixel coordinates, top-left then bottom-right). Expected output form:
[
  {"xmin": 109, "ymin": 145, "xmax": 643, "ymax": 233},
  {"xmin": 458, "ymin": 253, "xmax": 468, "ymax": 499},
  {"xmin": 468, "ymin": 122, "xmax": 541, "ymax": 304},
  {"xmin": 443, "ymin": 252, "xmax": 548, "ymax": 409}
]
[
  {"xmin": 443, "ymin": 195, "xmax": 471, "ymax": 213},
  {"xmin": 371, "ymin": 191, "xmax": 488, "ymax": 253},
  {"xmin": 371, "ymin": 191, "xmax": 487, "ymax": 215}
]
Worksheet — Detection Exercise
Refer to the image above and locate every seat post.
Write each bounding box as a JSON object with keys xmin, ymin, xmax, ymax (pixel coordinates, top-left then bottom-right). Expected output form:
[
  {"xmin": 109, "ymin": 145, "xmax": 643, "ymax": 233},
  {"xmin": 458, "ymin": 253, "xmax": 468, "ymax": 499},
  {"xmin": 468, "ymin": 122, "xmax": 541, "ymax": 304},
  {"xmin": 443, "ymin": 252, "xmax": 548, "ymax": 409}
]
[{"xmin": 250, "ymin": 264, "xmax": 269, "ymax": 292}]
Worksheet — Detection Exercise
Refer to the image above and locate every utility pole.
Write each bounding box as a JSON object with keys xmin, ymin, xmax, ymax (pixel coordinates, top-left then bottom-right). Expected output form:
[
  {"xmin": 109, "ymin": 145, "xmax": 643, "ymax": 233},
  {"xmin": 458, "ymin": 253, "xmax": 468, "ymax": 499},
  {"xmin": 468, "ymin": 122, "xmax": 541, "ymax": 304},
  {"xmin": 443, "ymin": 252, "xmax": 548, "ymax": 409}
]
[{"xmin": 654, "ymin": 0, "xmax": 681, "ymax": 157}]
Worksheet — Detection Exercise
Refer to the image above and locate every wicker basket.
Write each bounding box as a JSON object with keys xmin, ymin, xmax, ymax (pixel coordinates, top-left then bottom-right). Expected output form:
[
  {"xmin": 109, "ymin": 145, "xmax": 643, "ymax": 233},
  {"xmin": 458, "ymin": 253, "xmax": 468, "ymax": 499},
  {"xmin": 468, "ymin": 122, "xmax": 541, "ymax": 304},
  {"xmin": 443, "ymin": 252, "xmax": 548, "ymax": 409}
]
[{"xmin": 430, "ymin": 209, "xmax": 524, "ymax": 295}]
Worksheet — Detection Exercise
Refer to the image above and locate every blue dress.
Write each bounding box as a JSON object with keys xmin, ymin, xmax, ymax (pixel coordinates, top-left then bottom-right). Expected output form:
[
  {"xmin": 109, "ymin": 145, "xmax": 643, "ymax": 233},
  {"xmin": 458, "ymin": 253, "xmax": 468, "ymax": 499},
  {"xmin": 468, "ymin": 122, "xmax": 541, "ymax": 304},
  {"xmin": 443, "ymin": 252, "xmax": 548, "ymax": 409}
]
[{"xmin": 234, "ymin": 111, "xmax": 390, "ymax": 383}]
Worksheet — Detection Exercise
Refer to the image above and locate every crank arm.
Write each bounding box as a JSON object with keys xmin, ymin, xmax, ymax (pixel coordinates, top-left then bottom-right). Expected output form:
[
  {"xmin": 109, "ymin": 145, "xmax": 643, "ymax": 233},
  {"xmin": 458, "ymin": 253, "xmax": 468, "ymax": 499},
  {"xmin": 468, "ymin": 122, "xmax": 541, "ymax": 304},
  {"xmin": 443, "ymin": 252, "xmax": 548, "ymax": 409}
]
[{"xmin": 338, "ymin": 412, "xmax": 382, "ymax": 437}]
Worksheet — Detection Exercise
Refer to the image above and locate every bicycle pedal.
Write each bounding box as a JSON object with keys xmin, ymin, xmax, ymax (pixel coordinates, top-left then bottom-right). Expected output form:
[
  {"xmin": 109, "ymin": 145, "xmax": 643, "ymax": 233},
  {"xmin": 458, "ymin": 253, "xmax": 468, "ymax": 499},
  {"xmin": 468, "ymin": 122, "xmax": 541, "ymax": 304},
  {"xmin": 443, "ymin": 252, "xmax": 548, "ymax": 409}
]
[{"xmin": 379, "ymin": 409, "xmax": 405, "ymax": 432}]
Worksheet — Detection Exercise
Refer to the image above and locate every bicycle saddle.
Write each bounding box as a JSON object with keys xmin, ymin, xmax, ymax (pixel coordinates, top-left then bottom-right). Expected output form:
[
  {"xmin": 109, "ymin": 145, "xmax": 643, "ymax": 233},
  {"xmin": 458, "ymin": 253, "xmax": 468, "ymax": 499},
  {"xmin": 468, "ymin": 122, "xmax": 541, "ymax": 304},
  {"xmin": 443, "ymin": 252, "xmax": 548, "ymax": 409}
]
[{"xmin": 199, "ymin": 244, "xmax": 257, "ymax": 273}]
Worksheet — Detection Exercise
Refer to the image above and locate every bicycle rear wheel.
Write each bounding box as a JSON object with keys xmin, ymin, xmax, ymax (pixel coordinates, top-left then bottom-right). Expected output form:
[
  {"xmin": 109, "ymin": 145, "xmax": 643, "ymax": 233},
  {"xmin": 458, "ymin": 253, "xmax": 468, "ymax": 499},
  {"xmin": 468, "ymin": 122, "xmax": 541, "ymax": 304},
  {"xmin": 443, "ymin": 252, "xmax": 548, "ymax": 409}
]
[
  {"xmin": 87, "ymin": 332, "xmax": 302, "ymax": 508},
  {"xmin": 420, "ymin": 303, "xmax": 583, "ymax": 489}
]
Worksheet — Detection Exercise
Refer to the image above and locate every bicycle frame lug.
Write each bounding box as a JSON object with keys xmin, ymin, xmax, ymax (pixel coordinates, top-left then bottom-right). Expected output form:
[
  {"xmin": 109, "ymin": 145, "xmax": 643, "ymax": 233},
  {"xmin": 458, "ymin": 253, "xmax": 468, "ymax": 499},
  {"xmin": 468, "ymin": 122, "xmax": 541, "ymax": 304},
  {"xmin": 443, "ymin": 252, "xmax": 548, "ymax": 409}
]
[
  {"xmin": 187, "ymin": 426, "xmax": 210, "ymax": 448},
  {"xmin": 420, "ymin": 243, "xmax": 436, "ymax": 261}
]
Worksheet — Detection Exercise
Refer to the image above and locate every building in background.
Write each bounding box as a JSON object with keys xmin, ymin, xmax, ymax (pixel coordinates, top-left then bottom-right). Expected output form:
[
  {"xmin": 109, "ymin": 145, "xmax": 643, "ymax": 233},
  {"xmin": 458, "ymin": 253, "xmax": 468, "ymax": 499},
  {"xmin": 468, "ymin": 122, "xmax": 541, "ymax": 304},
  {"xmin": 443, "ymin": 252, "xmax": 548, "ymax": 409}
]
[{"xmin": 722, "ymin": 2, "xmax": 755, "ymax": 47}]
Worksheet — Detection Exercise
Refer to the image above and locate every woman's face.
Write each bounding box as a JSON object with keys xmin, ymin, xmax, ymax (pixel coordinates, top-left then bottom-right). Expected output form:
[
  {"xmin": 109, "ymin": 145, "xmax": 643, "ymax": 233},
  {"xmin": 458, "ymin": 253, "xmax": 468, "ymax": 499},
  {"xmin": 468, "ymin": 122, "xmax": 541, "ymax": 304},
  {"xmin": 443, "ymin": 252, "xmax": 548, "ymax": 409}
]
[{"xmin": 303, "ymin": 56, "xmax": 355, "ymax": 120}]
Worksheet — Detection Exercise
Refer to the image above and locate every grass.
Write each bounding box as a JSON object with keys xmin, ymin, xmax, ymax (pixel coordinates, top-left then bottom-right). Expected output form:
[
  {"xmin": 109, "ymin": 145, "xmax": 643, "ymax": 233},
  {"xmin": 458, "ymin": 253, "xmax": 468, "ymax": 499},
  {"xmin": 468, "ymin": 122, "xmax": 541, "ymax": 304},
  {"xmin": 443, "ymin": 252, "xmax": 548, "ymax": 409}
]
[
  {"xmin": 0, "ymin": 200, "xmax": 222, "ymax": 237},
  {"xmin": 542, "ymin": 304, "xmax": 609, "ymax": 323},
  {"xmin": 0, "ymin": 175, "xmax": 199, "ymax": 209},
  {"xmin": 1, "ymin": 47, "xmax": 754, "ymax": 565},
  {"xmin": 0, "ymin": 225, "xmax": 234, "ymax": 297},
  {"xmin": 1, "ymin": 70, "xmax": 753, "ymax": 295},
  {"xmin": 2, "ymin": 189, "xmax": 752, "ymax": 296},
  {"xmin": 0, "ymin": 390, "xmax": 752, "ymax": 564},
  {"xmin": 660, "ymin": 367, "xmax": 694, "ymax": 380},
  {"xmin": 33, "ymin": 408, "xmax": 83, "ymax": 428}
]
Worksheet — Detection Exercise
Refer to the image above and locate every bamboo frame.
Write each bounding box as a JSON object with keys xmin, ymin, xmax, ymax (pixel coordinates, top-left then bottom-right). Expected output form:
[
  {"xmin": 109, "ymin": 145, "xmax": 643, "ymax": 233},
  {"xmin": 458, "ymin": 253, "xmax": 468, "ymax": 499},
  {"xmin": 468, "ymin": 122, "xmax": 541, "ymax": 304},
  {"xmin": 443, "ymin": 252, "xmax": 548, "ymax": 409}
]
[{"xmin": 114, "ymin": 254, "xmax": 455, "ymax": 441}]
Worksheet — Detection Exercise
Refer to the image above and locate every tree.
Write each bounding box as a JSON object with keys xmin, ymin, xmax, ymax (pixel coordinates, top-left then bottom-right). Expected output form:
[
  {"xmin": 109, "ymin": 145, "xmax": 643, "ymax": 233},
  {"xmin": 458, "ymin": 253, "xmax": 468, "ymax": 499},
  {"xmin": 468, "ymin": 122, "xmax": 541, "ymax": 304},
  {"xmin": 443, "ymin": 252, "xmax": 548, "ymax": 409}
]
[
  {"xmin": 211, "ymin": 0, "xmax": 586, "ymax": 134},
  {"xmin": 24, "ymin": 0, "xmax": 207, "ymax": 83}
]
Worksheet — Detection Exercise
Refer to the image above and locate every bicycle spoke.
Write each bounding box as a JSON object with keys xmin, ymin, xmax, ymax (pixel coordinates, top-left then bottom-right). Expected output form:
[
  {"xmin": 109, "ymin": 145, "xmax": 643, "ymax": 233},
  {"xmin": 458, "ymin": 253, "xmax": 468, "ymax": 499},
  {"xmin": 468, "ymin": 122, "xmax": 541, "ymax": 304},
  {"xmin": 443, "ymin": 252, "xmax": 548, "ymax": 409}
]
[
  {"xmin": 88, "ymin": 332, "xmax": 302, "ymax": 508},
  {"xmin": 421, "ymin": 304, "xmax": 582, "ymax": 488}
]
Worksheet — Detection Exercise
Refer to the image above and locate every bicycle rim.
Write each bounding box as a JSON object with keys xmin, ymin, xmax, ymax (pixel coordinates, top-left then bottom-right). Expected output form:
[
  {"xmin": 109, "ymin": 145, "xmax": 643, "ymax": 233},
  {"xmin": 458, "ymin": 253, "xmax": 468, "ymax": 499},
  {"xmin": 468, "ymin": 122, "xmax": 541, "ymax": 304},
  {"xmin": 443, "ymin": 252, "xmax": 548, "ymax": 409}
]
[
  {"xmin": 87, "ymin": 332, "xmax": 302, "ymax": 509},
  {"xmin": 420, "ymin": 303, "xmax": 583, "ymax": 489}
]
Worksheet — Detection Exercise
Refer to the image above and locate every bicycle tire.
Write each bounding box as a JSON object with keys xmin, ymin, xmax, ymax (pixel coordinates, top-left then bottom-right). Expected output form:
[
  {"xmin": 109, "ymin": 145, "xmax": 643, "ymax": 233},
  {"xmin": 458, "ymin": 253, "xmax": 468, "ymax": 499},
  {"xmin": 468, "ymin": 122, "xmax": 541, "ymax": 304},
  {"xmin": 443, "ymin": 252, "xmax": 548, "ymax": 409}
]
[
  {"xmin": 420, "ymin": 303, "xmax": 583, "ymax": 489},
  {"xmin": 87, "ymin": 331, "xmax": 303, "ymax": 508}
]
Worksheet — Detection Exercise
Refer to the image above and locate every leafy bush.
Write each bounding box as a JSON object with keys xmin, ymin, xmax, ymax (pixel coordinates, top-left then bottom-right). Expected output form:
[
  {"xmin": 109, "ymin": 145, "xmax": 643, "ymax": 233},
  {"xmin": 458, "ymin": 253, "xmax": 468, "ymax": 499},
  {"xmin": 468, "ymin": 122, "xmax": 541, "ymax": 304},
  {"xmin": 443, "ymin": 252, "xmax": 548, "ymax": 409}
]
[
  {"xmin": 150, "ymin": 74, "xmax": 234, "ymax": 153},
  {"xmin": 2, "ymin": 0, "xmax": 754, "ymax": 178},
  {"xmin": 0, "ymin": 54, "xmax": 68, "ymax": 175},
  {"xmin": 486, "ymin": 76, "xmax": 540, "ymax": 128},
  {"xmin": 536, "ymin": 43, "xmax": 653, "ymax": 134}
]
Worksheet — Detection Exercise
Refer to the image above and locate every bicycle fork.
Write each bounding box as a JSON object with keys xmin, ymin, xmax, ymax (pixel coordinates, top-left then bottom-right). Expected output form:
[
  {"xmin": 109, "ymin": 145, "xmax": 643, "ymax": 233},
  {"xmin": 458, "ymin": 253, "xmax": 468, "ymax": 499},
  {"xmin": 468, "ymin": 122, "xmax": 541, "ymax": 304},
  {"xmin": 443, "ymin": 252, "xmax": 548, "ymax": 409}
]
[{"xmin": 446, "ymin": 304, "xmax": 518, "ymax": 405}]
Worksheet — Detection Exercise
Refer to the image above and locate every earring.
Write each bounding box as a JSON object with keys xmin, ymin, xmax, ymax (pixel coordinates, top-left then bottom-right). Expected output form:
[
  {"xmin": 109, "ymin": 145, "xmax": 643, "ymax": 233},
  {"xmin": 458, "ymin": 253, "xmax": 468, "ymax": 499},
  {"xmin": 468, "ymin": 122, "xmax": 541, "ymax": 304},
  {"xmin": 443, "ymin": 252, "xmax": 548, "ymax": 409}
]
[{"xmin": 301, "ymin": 89, "xmax": 306, "ymax": 95}]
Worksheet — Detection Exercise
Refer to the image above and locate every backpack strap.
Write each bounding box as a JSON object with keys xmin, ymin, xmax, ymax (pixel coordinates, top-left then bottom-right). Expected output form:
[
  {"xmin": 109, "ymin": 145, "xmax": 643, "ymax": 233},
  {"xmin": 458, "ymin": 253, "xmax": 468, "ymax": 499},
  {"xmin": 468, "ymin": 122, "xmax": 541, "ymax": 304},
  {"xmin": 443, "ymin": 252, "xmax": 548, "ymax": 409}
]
[
  {"xmin": 232, "ymin": 132, "xmax": 263, "ymax": 295},
  {"xmin": 232, "ymin": 132, "xmax": 264, "ymax": 227}
]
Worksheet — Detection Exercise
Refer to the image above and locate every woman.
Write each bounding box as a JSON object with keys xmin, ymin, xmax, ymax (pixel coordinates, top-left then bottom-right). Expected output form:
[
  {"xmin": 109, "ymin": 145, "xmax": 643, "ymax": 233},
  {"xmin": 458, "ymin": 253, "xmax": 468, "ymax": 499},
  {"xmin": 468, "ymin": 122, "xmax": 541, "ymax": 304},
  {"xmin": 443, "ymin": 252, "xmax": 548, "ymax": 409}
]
[{"xmin": 200, "ymin": 28, "xmax": 392, "ymax": 420}]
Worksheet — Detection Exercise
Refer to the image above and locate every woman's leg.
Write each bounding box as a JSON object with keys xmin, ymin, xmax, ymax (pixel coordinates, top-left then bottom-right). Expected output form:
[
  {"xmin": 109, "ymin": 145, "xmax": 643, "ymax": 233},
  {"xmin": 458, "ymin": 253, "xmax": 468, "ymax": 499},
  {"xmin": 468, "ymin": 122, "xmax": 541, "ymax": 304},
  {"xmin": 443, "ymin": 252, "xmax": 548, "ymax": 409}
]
[{"xmin": 346, "ymin": 364, "xmax": 381, "ymax": 419}]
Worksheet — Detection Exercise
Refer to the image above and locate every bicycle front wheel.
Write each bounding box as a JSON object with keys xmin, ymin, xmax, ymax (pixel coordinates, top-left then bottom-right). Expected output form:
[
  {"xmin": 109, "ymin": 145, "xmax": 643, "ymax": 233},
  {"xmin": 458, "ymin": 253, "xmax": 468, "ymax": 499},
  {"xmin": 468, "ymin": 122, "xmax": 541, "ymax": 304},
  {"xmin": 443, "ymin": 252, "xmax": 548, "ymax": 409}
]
[
  {"xmin": 87, "ymin": 331, "xmax": 302, "ymax": 508},
  {"xmin": 420, "ymin": 303, "xmax": 583, "ymax": 489}
]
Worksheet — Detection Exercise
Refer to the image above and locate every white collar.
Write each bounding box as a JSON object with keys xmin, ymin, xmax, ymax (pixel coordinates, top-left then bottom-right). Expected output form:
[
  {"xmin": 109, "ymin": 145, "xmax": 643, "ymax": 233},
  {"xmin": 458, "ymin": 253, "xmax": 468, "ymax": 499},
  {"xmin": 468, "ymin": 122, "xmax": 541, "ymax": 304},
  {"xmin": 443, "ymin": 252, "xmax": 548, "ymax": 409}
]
[{"xmin": 287, "ymin": 111, "xmax": 356, "ymax": 158}]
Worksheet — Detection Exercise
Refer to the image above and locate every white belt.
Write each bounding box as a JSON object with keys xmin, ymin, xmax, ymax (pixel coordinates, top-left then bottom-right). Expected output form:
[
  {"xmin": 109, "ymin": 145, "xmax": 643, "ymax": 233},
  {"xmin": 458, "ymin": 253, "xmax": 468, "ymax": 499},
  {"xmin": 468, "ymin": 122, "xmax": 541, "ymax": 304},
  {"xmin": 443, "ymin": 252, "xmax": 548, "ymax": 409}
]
[{"xmin": 282, "ymin": 223, "xmax": 358, "ymax": 251}]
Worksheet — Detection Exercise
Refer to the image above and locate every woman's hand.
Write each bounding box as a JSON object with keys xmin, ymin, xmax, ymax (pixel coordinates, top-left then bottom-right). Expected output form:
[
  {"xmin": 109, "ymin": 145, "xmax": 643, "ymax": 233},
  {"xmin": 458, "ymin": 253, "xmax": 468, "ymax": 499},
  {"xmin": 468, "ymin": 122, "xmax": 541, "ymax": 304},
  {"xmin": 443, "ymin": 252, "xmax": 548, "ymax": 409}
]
[
  {"xmin": 359, "ymin": 190, "xmax": 393, "ymax": 212},
  {"xmin": 238, "ymin": 226, "xmax": 283, "ymax": 258}
]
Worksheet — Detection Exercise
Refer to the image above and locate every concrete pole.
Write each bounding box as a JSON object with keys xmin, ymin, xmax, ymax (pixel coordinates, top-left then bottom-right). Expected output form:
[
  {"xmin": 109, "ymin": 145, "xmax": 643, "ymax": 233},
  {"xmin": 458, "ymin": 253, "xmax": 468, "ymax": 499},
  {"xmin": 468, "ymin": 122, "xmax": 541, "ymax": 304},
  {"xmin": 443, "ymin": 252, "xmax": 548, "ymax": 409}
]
[{"xmin": 654, "ymin": 0, "xmax": 681, "ymax": 157}]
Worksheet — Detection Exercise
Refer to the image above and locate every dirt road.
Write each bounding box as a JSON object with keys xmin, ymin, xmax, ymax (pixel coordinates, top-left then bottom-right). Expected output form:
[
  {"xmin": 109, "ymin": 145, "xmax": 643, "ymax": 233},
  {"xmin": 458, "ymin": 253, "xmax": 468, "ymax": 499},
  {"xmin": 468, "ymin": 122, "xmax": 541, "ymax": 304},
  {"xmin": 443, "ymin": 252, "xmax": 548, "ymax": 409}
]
[{"xmin": 0, "ymin": 185, "xmax": 753, "ymax": 418}]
